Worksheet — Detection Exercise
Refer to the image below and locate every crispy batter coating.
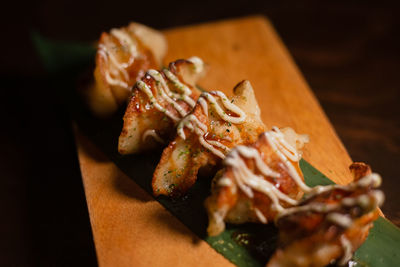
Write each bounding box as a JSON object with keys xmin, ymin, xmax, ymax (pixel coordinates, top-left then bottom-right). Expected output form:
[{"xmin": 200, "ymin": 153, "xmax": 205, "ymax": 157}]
[
  {"xmin": 85, "ymin": 22, "xmax": 167, "ymax": 117},
  {"xmin": 152, "ymin": 80, "xmax": 266, "ymax": 197},
  {"xmin": 205, "ymin": 127, "xmax": 309, "ymax": 236},
  {"xmin": 267, "ymin": 163, "xmax": 383, "ymax": 267},
  {"xmin": 118, "ymin": 57, "xmax": 205, "ymax": 154}
]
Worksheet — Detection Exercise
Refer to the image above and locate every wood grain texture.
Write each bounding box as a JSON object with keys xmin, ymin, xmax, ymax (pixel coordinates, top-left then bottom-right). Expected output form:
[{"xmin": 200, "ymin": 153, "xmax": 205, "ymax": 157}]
[
  {"xmin": 75, "ymin": 16, "xmax": 354, "ymax": 267},
  {"xmin": 75, "ymin": 129, "xmax": 233, "ymax": 267}
]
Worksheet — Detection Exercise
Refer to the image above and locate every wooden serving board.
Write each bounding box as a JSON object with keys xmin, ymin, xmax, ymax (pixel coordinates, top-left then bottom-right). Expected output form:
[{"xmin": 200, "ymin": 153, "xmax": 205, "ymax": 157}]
[{"xmin": 75, "ymin": 16, "xmax": 354, "ymax": 267}]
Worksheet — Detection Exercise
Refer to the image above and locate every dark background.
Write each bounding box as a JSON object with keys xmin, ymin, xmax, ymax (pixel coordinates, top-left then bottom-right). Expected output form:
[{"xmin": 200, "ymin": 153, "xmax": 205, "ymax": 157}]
[{"xmin": 1, "ymin": 1, "xmax": 399, "ymax": 266}]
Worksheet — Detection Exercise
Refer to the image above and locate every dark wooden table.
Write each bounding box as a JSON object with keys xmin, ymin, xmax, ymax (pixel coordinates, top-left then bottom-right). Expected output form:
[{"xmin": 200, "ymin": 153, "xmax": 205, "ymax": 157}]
[{"xmin": 1, "ymin": 1, "xmax": 399, "ymax": 266}]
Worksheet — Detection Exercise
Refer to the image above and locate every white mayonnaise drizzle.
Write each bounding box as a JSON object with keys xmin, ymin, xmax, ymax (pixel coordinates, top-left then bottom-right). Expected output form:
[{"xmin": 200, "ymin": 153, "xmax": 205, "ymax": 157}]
[
  {"xmin": 216, "ymin": 126, "xmax": 383, "ymax": 262},
  {"xmin": 326, "ymin": 213, "xmax": 353, "ymax": 228},
  {"xmin": 98, "ymin": 28, "xmax": 139, "ymax": 89},
  {"xmin": 162, "ymin": 69, "xmax": 196, "ymax": 108},
  {"xmin": 218, "ymin": 127, "xmax": 308, "ymax": 211},
  {"xmin": 136, "ymin": 58, "xmax": 204, "ymax": 124},
  {"xmin": 277, "ymin": 189, "xmax": 383, "ymax": 219},
  {"xmin": 277, "ymin": 187, "xmax": 383, "ymax": 265},
  {"xmin": 219, "ymin": 127, "xmax": 383, "ymax": 219},
  {"xmin": 110, "ymin": 29, "xmax": 138, "ymax": 61},
  {"xmin": 254, "ymin": 208, "xmax": 268, "ymax": 224},
  {"xmin": 305, "ymin": 173, "xmax": 382, "ymax": 201},
  {"xmin": 218, "ymin": 177, "xmax": 233, "ymax": 187},
  {"xmin": 339, "ymin": 235, "xmax": 353, "ymax": 265},
  {"xmin": 135, "ymin": 57, "xmax": 206, "ymax": 144},
  {"xmin": 136, "ymin": 80, "xmax": 179, "ymax": 121},
  {"xmin": 265, "ymin": 127, "xmax": 311, "ymax": 192},
  {"xmin": 177, "ymin": 90, "xmax": 246, "ymax": 159},
  {"xmin": 201, "ymin": 91, "xmax": 246, "ymax": 124},
  {"xmin": 142, "ymin": 129, "xmax": 164, "ymax": 144},
  {"xmin": 198, "ymin": 97, "xmax": 208, "ymax": 114},
  {"xmin": 177, "ymin": 114, "xmax": 227, "ymax": 159},
  {"xmin": 98, "ymin": 47, "xmax": 129, "ymax": 88}
]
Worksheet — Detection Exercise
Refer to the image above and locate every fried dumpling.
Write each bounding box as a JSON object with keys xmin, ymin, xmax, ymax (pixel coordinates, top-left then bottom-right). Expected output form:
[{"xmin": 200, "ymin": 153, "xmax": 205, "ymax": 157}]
[
  {"xmin": 267, "ymin": 163, "xmax": 383, "ymax": 267},
  {"xmin": 85, "ymin": 22, "xmax": 167, "ymax": 117},
  {"xmin": 152, "ymin": 80, "xmax": 266, "ymax": 197},
  {"xmin": 205, "ymin": 127, "xmax": 309, "ymax": 236},
  {"xmin": 118, "ymin": 57, "xmax": 205, "ymax": 154}
]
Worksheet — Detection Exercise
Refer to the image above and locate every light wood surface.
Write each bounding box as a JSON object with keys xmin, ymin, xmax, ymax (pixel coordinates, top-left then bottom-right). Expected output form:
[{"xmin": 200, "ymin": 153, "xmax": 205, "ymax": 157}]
[{"xmin": 75, "ymin": 16, "xmax": 353, "ymax": 267}]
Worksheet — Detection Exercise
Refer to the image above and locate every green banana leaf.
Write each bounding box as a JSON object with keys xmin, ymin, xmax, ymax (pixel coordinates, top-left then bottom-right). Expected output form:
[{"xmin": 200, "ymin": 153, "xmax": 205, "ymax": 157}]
[{"xmin": 33, "ymin": 32, "xmax": 400, "ymax": 267}]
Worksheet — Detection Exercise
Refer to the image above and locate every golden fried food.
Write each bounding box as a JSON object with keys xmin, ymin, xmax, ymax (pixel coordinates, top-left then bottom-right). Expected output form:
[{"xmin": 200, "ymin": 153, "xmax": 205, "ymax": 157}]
[
  {"xmin": 152, "ymin": 80, "xmax": 266, "ymax": 197},
  {"xmin": 118, "ymin": 57, "xmax": 205, "ymax": 154},
  {"xmin": 267, "ymin": 163, "xmax": 383, "ymax": 267},
  {"xmin": 205, "ymin": 127, "xmax": 309, "ymax": 236},
  {"xmin": 85, "ymin": 22, "xmax": 167, "ymax": 117}
]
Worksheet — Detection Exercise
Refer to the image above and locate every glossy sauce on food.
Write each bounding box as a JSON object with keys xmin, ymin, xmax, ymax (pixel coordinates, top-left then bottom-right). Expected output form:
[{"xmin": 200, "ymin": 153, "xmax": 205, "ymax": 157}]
[
  {"xmin": 279, "ymin": 183, "xmax": 382, "ymax": 265},
  {"xmin": 136, "ymin": 57, "xmax": 204, "ymax": 143},
  {"xmin": 217, "ymin": 127, "xmax": 383, "ymax": 264},
  {"xmin": 177, "ymin": 90, "xmax": 246, "ymax": 159},
  {"xmin": 98, "ymin": 28, "xmax": 139, "ymax": 89},
  {"xmin": 220, "ymin": 127, "xmax": 308, "ymax": 213}
]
